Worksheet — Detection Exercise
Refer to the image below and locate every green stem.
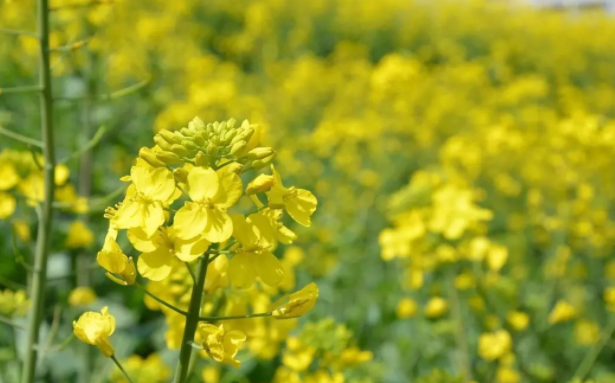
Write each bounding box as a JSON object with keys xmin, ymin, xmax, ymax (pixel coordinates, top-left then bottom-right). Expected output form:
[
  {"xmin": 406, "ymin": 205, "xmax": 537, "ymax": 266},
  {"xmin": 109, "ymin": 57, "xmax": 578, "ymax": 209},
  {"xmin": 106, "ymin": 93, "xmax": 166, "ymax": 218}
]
[
  {"xmin": 572, "ymin": 315, "xmax": 615, "ymax": 381},
  {"xmin": 199, "ymin": 312, "xmax": 272, "ymax": 322},
  {"xmin": 0, "ymin": 315, "xmax": 25, "ymax": 329},
  {"xmin": 0, "ymin": 127, "xmax": 43, "ymax": 147},
  {"xmin": 22, "ymin": 0, "xmax": 56, "ymax": 381},
  {"xmin": 110, "ymin": 355, "xmax": 135, "ymax": 383},
  {"xmin": 446, "ymin": 267, "xmax": 473, "ymax": 382},
  {"xmin": 0, "ymin": 85, "xmax": 42, "ymax": 95},
  {"xmin": 0, "ymin": 28, "xmax": 38, "ymax": 38},
  {"xmin": 134, "ymin": 282, "xmax": 188, "ymax": 316},
  {"xmin": 173, "ymin": 254, "xmax": 210, "ymax": 383}
]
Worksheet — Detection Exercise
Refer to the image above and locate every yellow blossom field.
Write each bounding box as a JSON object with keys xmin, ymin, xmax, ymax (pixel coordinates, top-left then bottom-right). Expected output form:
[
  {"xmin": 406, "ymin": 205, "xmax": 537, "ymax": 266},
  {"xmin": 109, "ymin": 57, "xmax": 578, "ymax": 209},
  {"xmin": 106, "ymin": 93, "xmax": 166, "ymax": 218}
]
[{"xmin": 1, "ymin": 0, "xmax": 615, "ymax": 382}]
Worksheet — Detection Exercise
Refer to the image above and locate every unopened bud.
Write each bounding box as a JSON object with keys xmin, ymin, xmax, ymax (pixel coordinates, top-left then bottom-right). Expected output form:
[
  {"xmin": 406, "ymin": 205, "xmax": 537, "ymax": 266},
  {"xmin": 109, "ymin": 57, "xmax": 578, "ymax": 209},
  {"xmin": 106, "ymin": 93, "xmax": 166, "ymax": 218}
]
[
  {"xmin": 195, "ymin": 151, "xmax": 211, "ymax": 167},
  {"xmin": 230, "ymin": 140, "xmax": 247, "ymax": 155},
  {"xmin": 246, "ymin": 147, "xmax": 275, "ymax": 160},
  {"xmin": 173, "ymin": 168, "xmax": 188, "ymax": 183},
  {"xmin": 252, "ymin": 154, "xmax": 275, "ymax": 170},
  {"xmin": 154, "ymin": 135, "xmax": 173, "ymax": 150},
  {"xmin": 171, "ymin": 144, "xmax": 190, "ymax": 157},
  {"xmin": 189, "ymin": 117, "xmax": 205, "ymax": 130},
  {"xmin": 207, "ymin": 142, "xmax": 219, "ymax": 158},
  {"xmin": 156, "ymin": 151, "xmax": 183, "ymax": 165},
  {"xmin": 246, "ymin": 174, "xmax": 276, "ymax": 194},
  {"xmin": 139, "ymin": 147, "xmax": 165, "ymax": 167}
]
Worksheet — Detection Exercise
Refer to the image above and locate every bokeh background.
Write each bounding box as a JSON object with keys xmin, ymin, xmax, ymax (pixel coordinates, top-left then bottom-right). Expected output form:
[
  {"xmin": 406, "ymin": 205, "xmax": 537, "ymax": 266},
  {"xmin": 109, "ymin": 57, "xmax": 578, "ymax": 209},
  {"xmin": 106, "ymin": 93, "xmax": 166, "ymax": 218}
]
[{"xmin": 2, "ymin": 0, "xmax": 615, "ymax": 382}]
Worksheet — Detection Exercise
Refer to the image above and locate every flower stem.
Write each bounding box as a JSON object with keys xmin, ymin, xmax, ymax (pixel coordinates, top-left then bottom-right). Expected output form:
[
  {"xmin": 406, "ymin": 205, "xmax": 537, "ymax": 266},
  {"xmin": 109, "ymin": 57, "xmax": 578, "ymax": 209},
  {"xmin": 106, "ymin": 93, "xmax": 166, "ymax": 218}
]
[
  {"xmin": 173, "ymin": 254, "xmax": 210, "ymax": 383},
  {"xmin": 134, "ymin": 282, "xmax": 188, "ymax": 316},
  {"xmin": 111, "ymin": 355, "xmax": 135, "ymax": 383},
  {"xmin": 199, "ymin": 312, "xmax": 272, "ymax": 322},
  {"xmin": 446, "ymin": 267, "xmax": 473, "ymax": 382},
  {"xmin": 21, "ymin": 0, "xmax": 56, "ymax": 381}
]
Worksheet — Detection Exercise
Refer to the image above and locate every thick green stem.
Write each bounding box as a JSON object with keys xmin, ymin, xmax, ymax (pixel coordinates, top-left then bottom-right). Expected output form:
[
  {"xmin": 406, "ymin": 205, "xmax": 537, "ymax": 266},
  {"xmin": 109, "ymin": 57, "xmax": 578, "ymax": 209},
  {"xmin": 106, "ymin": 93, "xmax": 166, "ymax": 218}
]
[
  {"xmin": 173, "ymin": 254, "xmax": 210, "ymax": 383},
  {"xmin": 21, "ymin": 0, "xmax": 56, "ymax": 382}
]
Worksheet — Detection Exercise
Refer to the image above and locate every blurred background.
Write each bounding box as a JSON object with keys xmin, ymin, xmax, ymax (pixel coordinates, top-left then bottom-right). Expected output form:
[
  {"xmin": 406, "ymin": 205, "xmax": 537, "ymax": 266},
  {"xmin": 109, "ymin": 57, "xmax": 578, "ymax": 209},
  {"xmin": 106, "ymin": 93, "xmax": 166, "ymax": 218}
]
[{"xmin": 2, "ymin": 0, "xmax": 615, "ymax": 382}]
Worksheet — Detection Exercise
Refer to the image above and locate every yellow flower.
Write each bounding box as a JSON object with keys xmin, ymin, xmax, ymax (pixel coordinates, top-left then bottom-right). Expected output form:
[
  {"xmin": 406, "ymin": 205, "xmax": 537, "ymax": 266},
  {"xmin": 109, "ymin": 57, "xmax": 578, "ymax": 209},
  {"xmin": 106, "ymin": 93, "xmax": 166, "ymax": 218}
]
[
  {"xmin": 506, "ymin": 311, "xmax": 530, "ymax": 331},
  {"xmin": 487, "ymin": 245, "xmax": 508, "ymax": 272},
  {"xmin": 197, "ymin": 323, "xmax": 246, "ymax": 367},
  {"xmin": 478, "ymin": 330, "xmax": 512, "ymax": 361},
  {"xmin": 266, "ymin": 165, "xmax": 317, "ymax": 227},
  {"xmin": 249, "ymin": 208, "xmax": 297, "ymax": 245},
  {"xmin": 548, "ymin": 300, "xmax": 576, "ymax": 325},
  {"xmin": 73, "ymin": 306, "xmax": 116, "ymax": 357},
  {"xmin": 574, "ymin": 320, "xmax": 600, "ymax": 346},
  {"xmin": 424, "ymin": 297, "xmax": 448, "ymax": 318},
  {"xmin": 283, "ymin": 337, "xmax": 315, "ymax": 372},
  {"xmin": 13, "ymin": 220, "xmax": 30, "ymax": 241},
  {"xmin": 0, "ymin": 289, "xmax": 29, "ymax": 316},
  {"xmin": 604, "ymin": 287, "xmax": 615, "ymax": 311},
  {"xmin": 68, "ymin": 286, "xmax": 97, "ymax": 307},
  {"xmin": 130, "ymin": 227, "xmax": 210, "ymax": 281},
  {"xmin": 97, "ymin": 227, "xmax": 136, "ymax": 286},
  {"xmin": 109, "ymin": 354, "xmax": 170, "ymax": 383},
  {"xmin": 65, "ymin": 220, "xmax": 95, "ymax": 249},
  {"xmin": 113, "ymin": 164, "xmax": 177, "ymax": 237},
  {"xmin": 272, "ymin": 282, "xmax": 319, "ymax": 319},
  {"xmin": 496, "ymin": 367, "xmax": 520, "ymax": 383},
  {"xmin": 396, "ymin": 298, "xmax": 418, "ymax": 319},
  {"xmin": 0, "ymin": 163, "xmax": 19, "ymax": 190},
  {"xmin": 201, "ymin": 366, "xmax": 220, "ymax": 383},
  {"xmin": 227, "ymin": 214, "xmax": 285, "ymax": 288},
  {"xmin": 0, "ymin": 192, "xmax": 16, "ymax": 219},
  {"xmin": 173, "ymin": 166, "xmax": 242, "ymax": 242}
]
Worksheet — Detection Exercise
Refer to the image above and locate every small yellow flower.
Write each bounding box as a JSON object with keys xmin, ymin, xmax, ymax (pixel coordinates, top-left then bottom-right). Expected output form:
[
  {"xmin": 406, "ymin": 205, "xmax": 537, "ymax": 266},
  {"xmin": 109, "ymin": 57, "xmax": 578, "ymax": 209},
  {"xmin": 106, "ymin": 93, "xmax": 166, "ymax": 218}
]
[
  {"xmin": 0, "ymin": 192, "xmax": 16, "ymax": 219},
  {"xmin": 173, "ymin": 166, "xmax": 242, "ymax": 242},
  {"xmin": 197, "ymin": 323, "xmax": 246, "ymax": 367},
  {"xmin": 65, "ymin": 220, "xmax": 95, "ymax": 249},
  {"xmin": 97, "ymin": 227, "xmax": 136, "ymax": 286},
  {"xmin": 396, "ymin": 298, "xmax": 418, "ymax": 319},
  {"xmin": 130, "ymin": 227, "xmax": 209, "ymax": 281},
  {"xmin": 478, "ymin": 330, "xmax": 512, "ymax": 361},
  {"xmin": 283, "ymin": 337, "xmax": 315, "ymax": 372},
  {"xmin": 109, "ymin": 354, "xmax": 170, "ymax": 383},
  {"xmin": 266, "ymin": 165, "xmax": 317, "ymax": 227},
  {"xmin": 604, "ymin": 287, "xmax": 615, "ymax": 311},
  {"xmin": 0, "ymin": 289, "xmax": 29, "ymax": 316},
  {"xmin": 227, "ymin": 214, "xmax": 285, "ymax": 288},
  {"xmin": 496, "ymin": 367, "xmax": 520, "ymax": 383},
  {"xmin": 201, "ymin": 366, "xmax": 220, "ymax": 383},
  {"xmin": 0, "ymin": 163, "xmax": 19, "ymax": 190},
  {"xmin": 272, "ymin": 282, "xmax": 319, "ymax": 319},
  {"xmin": 68, "ymin": 286, "xmax": 97, "ymax": 307},
  {"xmin": 73, "ymin": 306, "xmax": 116, "ymax": 357},
  {"xmin": 424, "ymin": 297, "xmax": 448, "ymax": 318},
  {"xmin": 13, "ymin": 220, "xmax": 30, "ymax": 241},
  {"xmin": 548, "ymin": 300, "xmax": 576, "ymax": 325},
  {"xmin": 507, "ymin": 311, "xmax": 530, "ymax": 331},
  {"xmin": 113, "ymin": 164, "xmax": 177, "ymax": 237}
]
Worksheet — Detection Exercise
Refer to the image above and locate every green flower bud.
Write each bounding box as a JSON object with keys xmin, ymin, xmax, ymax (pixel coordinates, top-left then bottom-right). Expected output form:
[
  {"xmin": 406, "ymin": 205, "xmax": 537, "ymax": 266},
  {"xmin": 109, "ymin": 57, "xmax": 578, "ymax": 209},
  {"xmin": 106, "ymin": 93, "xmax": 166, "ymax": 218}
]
[
  {"xmin": 173, "ymin": 168, "xmax": 188, "ymax": 183},
  {"xmin": 195, "ymin": 151, "xmax": 211, "ymax": 167},
  {"xmin": 245, "ymin": 147, "xmax": 275, "ymax": 160},
  {"xmin": 190, "ymin": 117, "xmax": 205, "ymax": 130},
  {"xmin": 207, "ymin": 142, "xmax": 219, "ymax": 158},
  {"xmin": 154, "ymin": 135, "xmax": 173, "ymax": 150},
  {"xmin": 181, "ymin": 140, "xmax": 198, "ymax": 152},
  {"xmin": 171, "ymin": 144, "xmax": 190, "ymax": 157}
]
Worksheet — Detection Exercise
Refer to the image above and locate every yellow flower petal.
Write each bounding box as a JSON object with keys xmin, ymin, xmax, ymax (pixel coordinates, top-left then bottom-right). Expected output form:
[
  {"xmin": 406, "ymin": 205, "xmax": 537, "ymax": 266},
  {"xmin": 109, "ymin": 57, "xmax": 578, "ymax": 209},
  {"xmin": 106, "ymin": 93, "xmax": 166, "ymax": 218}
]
[
  {"xmin": 174, "ymin": 234, "xmax": 210, "ymax": 262},
  {"xmin": 137, "ymin": 247, "xmax": 173, "ymax": 281},
  {"xmin": 204, "ymin": 208, "xmax": 233, "ymax": 243},
  {"xmin": 255, "ymin": 251, "xmax": 285, "ymax": 287},
  {"xmin": 174, "ymin": 202, "xmax": 208, "ymax": 239},
  {"xmin": 187, "ymin": 167, "xmax": 219, "ymax": 202},
  {"xmin": 228, "ymin": 252, "xmax": 257, "ymax": 289}
]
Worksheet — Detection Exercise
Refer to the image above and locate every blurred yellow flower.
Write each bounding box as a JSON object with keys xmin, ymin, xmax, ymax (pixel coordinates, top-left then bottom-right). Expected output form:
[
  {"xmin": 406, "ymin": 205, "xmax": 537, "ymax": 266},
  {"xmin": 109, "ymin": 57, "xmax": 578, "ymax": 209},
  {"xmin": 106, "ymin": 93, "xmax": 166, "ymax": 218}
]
[
  {"xmin": 272, "ymin": 282, "xmax": 319, "ymax": 319},
  {"xmin": 396, "ymin": 297, "xmax": 418, "ymax": 319},
  {"xmin": 201, "ymin": 366, "xmax": 220, "ymax": 383},
  {"xmin": 68, "ymin": 286, "xmax": 97, "ymax": 307},
  {"xmin": 548, "ymin": 300, "xmax": 577, "ymax": 325},
  {"xmin": 424, "ymin": 297, "xmax": 448, "ymax": 318},
  {"xmin": 0, "ymin": 289, "xmax": 29, "ymax": 316},
  {"xmin": 478, "ymin": 330, "xmax": 512, "ymax": 361},
  {"xmin": 73, "ymin": 306, "xmax": 116, "ymax": 357},
  {"xmin": 96, "ymin": 227, "xmax": 136, "ymax": 286},
  {"xmin": 65, "ymin": 220, "xmax": 95, "ymax": 249},
  {"xmin": 574, "ymin": 320, "xmax": 600, "ymax": 346},
  {"xmin": 109, "ymin": 354, "xmax": 170, "ymax": 383},
  {"xmin": 507, "ymin": 311, "xmax": 530, "ymax": 331},
  {"xmin": 267, "ymin": 165, "xmax": 317, "ymax": 227}
]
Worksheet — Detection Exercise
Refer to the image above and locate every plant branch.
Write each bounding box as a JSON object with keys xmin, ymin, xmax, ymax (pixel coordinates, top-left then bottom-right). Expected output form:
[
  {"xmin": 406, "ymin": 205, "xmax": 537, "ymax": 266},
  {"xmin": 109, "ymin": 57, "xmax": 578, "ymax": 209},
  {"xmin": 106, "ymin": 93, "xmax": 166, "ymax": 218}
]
[
  {"xmin": 54, "ymin": 77, "xmax": 150, "ymax": 102},
  {"xmin": 0, "ymin": 126, "xmax": 44, "ymax": 147},
  {"xmin": 0, "ymin": 28, "xmax": 38, "ymax": 38},
  {"xmin": 134, "ymin": 282, "xmax": 187, "ymax": 316},
  {"xmin": 22, "ymin": 1, "xmax": 56, "ymax": 381},
  {"xmin": 110, "ymin": 355, "xmax": 135, "ymax": 383},
  {"xmin": 58, "ymin": 125, "xmax": 106, "ymax": 163},
  {"xmin": 0, "ymin": 85, "xmax": 42, "ymax": 95},
  {"xmin": 0, "ymin": 315, "xmax": 25, "ymax": 329},
  {"xmin": 198, "ymin": 312, "xmax": 272, "ymax": 322}
]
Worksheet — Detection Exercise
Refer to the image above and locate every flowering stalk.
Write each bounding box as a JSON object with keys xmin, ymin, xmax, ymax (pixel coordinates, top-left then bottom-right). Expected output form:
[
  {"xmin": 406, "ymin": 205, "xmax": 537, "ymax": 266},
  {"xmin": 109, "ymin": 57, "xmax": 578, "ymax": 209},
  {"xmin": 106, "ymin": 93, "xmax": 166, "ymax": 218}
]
[
  {"xmin": 173, "ymin": 253, "xmax": 210, "ymax": 383},
  {"xmin": 22, "ymin": 0, "xmax": 56, "ymax": 381}
]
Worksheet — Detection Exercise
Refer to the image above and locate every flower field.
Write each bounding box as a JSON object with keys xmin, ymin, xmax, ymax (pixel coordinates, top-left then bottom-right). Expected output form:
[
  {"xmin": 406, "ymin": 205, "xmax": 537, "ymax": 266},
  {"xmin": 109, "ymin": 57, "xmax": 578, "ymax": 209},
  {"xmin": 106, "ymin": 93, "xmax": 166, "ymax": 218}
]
[{"xmin": 1, "ymin": 0, "xmax": 615, "ymax": 382}]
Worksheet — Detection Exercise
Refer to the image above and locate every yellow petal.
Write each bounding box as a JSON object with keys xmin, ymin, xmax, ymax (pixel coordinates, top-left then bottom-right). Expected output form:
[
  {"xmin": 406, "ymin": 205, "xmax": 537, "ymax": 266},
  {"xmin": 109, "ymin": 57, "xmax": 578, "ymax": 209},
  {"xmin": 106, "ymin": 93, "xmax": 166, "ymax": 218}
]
[
  {"xmin": 137, "ymin": 248, "xmax": 173, "ymax": 281},
  {"xmin": 216, "ymin": 168, "xmax": 243, "ymax": 208},
  {"xmin": 173, "ymin": 202, "xmax": 208, "ymax": 239},
  {"xmin": 187, "ymin": 167, "xmax": 219, "ymax": 202},
  {"xmin": 228, "ymin": 252, "xmax": 257, "ymax": 289},
  {"xmin": 128, "ymin": 227, "xmax": 160, "ymax": 252},
  {"xmin": 203, "ymin": 208, "xmax": 233, "ymax": 243},
  {"xmin": 149, "ymin": 167, "xmax": 177, "ymax": 202},
  {"xmin": 143, "ymin": 202, "xmax": 166, "ymax": 237},
  {"xmin": 255, "ymin": 251, "xmax": 285, "ymax": 287},
  {"xmin": 285, "ymin": 189, "xmax": 317, "ymax": 227},
  {"xmin": 174, "ymin": 235, "xmax": 210, "ymax": 262}
]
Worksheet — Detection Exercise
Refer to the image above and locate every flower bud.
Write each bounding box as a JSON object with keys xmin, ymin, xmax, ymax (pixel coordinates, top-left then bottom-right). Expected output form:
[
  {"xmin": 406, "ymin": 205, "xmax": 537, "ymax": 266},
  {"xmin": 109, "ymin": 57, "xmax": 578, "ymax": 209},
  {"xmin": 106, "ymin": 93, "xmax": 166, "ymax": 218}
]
[
  {"xmin": 230, "ymin": 140, "xmax": 247, "ymax": 155},
  {"xmin": 156, "ymin": 151, "xmax": 183, "ymax": 165},
  {"xmin": 153, "ymin": 135, "xmax": 173, "ymax": 150},
  {"xmin": 246, "ymin": 147, "xmax": 275, "ymax": 160},
  {"xmin": 251, "ymin": 154, "xmax": 275, "ymax": 170},
  {"xmin": 207, "ymin": 142, "xmax": 219, "ymax": 158},
  {"xmin": 171, "ymin": 144, "xmax": 190, "ymax": 157},
  {"xmin": 246, "ymin": 174, "xmax": 276, "ymax": 194},
  {"xmin": 195, "ymin": 151, "xmax": 211, "ymax": 167},
  {"xmin": 139, "ymin": 147, "xmax": 165, "ymax": 167},
  {"xmin": 159, "ymin": 129, "xmax": 177, "ymax": 144},
  {"xmin": 189, "ymin": 116, "xmax": 205, "ymax": 130}
]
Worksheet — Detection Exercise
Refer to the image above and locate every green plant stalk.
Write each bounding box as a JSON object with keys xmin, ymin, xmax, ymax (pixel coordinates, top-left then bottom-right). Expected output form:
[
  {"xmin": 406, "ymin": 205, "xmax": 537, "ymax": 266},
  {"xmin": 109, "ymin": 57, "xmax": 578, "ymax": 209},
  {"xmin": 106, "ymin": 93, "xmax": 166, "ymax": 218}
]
[
  {"xmin": 173, "ymin": 254, "xmax": 210, "ymax": 383},
  {"xmin": 21, "ymin": 0, "xmax": 56, "ymax": 381},
  {"xmin": 446, "ymin": 267, "xmax": 473, "ymax": 382}
]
